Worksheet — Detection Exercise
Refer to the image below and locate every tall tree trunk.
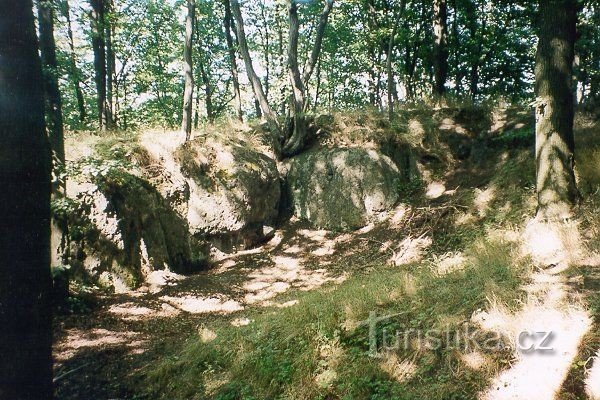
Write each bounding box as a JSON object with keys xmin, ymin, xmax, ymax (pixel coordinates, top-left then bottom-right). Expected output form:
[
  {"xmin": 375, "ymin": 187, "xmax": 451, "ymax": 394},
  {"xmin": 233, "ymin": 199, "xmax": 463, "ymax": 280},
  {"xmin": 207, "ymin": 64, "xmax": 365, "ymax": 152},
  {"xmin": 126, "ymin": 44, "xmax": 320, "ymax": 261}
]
[
  {"xmin": 302, "ymin": 0, "xmax": 333, "ymax": 88},
  {"xmin": 199, "ymin": 60, "xmax": 214, "ymax": 123},
  {"xmin": 282, "ymin": 0, "xmax": 333, "ymax": 156},
  {"xmin": 387, "ymin": 0, "xmax": 407, "ymax": 120},
  {"xmin": 451, "ymin": 0, "xmax": 462, "ymax": 94},
  {"xmin": 38, "ymin": 0, "xmax": 65, "ymax": 186},
  {"xmin": 259, "ymin": 0, "xmax": 270, "ymax": 99},
  {"xmin": 432, "ymin": 0, "xmax": 448, "ymax": 97},
  {"xmin": 0, "ymin": 1, "xmax": 53, "ymax": 398},
  {"xmin": 535, "ymin": 0, "xmax": 580, "ymax": 220},
  {"xmin": 62, "ymin": 0, "xmax": 86, "ymax": 122},
  {"xmin": 222, "ymin": 0, "xmax": 243, "ymax": 121},
  {"xmin": 230, "ymin": 0, "xmax": 280, "ymax": 136},
  {"xmin": 105, "ymin": 0, "xmax": 116, "ymax": 128},
  {"xmin": 283, "ymin": 0, "xmax": 307, "ymax": 157},
  {"xmin": 90, "ymin": 0, "xmax": 107, "ymax": 130},
  {"xmin": 181, "ymin": 0, "xmax": 195, "ymax": 140},
  {"xmin": 194, "ymin": 81, "xmax": 201, "ymax": 128}
]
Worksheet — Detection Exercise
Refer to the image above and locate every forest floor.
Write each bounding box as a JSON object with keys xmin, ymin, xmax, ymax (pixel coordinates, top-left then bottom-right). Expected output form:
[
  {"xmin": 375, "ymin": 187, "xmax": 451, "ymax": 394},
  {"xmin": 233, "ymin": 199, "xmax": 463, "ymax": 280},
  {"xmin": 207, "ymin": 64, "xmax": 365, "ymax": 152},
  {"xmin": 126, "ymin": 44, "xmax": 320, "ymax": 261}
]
[{"xmin": 53, "ymin": 111, "xmax": 600, "ymax": 400}]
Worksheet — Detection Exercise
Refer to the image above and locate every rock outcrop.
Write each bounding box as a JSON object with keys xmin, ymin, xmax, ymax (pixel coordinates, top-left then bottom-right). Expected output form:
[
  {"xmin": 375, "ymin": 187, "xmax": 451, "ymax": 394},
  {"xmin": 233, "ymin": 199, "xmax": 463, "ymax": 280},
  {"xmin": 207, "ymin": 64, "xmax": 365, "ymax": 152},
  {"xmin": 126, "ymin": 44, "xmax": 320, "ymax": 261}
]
[
  {"xmin": 177, "ymin": 136, "xmax": 281, "ymax": 252},
  {"xmin": 284, "ymin": 147, "xmax": 401, "ymax": 230}
]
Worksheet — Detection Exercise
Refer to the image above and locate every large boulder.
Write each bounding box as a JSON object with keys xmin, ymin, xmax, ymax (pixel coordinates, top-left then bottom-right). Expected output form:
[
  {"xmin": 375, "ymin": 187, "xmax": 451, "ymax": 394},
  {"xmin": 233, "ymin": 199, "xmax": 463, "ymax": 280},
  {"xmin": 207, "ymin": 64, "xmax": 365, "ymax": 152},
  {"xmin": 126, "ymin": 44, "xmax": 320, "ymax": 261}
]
[
  {"xmin": 60, "ymin": 165, "xmax": 204, "ymax": 292},
  {"xmin": 177, "ymin": 136, "xmax": 281, "ymax": 252},
  {"xmin": 284, "ymin": 147, "xmax": 401, "ymax": 230}
]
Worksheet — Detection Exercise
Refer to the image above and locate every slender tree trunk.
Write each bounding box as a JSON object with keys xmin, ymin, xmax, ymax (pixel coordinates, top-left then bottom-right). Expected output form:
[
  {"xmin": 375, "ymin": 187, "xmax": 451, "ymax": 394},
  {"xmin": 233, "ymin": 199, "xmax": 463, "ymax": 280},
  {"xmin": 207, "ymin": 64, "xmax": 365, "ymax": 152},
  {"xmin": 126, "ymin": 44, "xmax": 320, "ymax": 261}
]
[
  {"xmin": 222, "ymin": 0, "xmax": 243, "ymax": 121},
  {"xmin": 90, "ymin": 0, "xmax": 107, "ymax": 130},
  {"xmin": 432, "ymin": 0, "xmax": 448, "ymax": 97},
  {"xmin": 282, "ymin": 0, "xmax": 333, "ymax": 156},
  {"xmin": 283, "ymin": 0, "xmax": 307, "ymax": 157},
  {"xmin": 194, "ymin": 82, "xmax": 201, "ymax": 128},
  {"xmin": 198, "ymin": 60, "xmax": 214, "ymax": 123},
  {"xmin": 38, "ymin": 0, "xmax": 65, "ymax": 179},
  {"xmin": 0, "ymin": 1, "xmax": 53, "ymax": 398},
  {"xmin": 259, "ymin": 0, "xmax": 270, "ymax": 99},
  {"xmin": 63, "ymin": 0, "xmax": 86, "ymax": 122},
  {"xmin": 535, "ymin": 0, "xmax": 580, "ymax": 220},
  {"xmin": 451, "ymin": 0, "xmax": 462, "ymax": 94},
  {"xmin": 302, "ymin": 0, "xmax": 333, "ymax": 87},
  {"xmin": 181, "ymin": 0, "xmax": 195, "ymax": 140},
  {"xmin": 105, "ymin": 0, "xmax": 116, "ymax": 128},
  {"xmin": 313, "ymin": 56, "xmax": 322, "ymax": 110},
  {"xmin": 230, "ymin": 0, "xmax": 280, "ymax": 135}
]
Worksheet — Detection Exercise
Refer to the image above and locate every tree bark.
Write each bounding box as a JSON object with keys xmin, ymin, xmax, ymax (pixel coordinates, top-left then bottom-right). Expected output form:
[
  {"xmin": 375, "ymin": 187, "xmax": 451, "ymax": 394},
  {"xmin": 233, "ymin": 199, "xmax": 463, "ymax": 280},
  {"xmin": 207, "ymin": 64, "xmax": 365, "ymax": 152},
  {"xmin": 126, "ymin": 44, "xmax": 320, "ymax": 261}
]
[
  {"xmin": 230, "ymin": 0, "xmax": 280, "ymax": 136},
  {"xmin": 432, "ymin": 0, "xmax": 448, "ymax": 97},
  {"xmin": 62, "ymin": 0, "xmax": 86, "ymax": 123},
  {"xmin": 302, "ymin": 0, "xmax": 333, "ymax": 88},
  {"xmin": 90, "ymin": 0, "xmax": 107, "ymax": 130},
  {"xmin": 105, "ymin": 0, "xmax": 116, "ymax": 128},
  {"xmin": 283, "ymin": 0, "xmax": 307, "ymax": 157},
  {"xmin": 198, "ymin": 60, "xmax": 214, "ymax": 123},
  {"xmin": 38, "ymin": 0, "xmax": 65, "ymax": 186},
  {"xmin": 387, "ymin": 0, "xmax": 405, "ymax": 120},
  {"xmin": 181, "ymin": 0, "xmax": 195, "ymax": 140},
  {"xmin": 222, "ymin": 0, "xmax": 243, "ymax": 121},
  {"xmin": 0, "ymin": 1, "xmax": 53, "ymax": 398},
  {"xmin": 535, "ymin": 0, "xmax": 580, "ymax": 220}
]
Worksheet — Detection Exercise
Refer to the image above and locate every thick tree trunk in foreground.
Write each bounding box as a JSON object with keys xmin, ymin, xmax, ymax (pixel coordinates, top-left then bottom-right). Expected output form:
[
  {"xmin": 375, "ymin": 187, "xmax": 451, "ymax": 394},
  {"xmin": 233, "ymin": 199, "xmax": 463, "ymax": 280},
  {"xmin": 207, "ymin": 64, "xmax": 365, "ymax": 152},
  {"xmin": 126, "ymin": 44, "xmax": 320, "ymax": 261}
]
[
  {"xmin": 0, "ymin": 1, "xmax": 54, "ymax": 398},
  {"xmin": 38, "ymin": 0, "xmax": 65, "ymax": 180},
  {"xmin": 535, "ymin": 0, "xmax": 580, "ymax": 220},
  {"xmin": 223, "ymin": 0, "xmax": 243, "ymax": 121},
  {"xmin": 63, "ymin": 0, "xmax": 86, "ymax": 122},
  {"xmin": 90, "ymin": 0, "xmax": 107, "ymax": 130},
  {"xmin": 182, "ymin": 0, "xmax": 195, "ymax": 140},
  {"xmin": 432, "ymin": 0, "xmax": 448, "ymax": 97}
]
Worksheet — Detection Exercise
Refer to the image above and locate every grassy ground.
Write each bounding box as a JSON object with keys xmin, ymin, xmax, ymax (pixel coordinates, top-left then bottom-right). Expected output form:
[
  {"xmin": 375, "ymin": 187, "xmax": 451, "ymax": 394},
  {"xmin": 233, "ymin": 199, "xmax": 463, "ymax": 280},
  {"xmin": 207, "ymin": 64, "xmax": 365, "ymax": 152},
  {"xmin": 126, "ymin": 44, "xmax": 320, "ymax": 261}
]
[
  {"xmin": 57, "ymin": 107, "xmax": 600, "ymax": 400},
  {"xmin": 139, "ymin": 106, "xmax": 551, "ymax": 400}
]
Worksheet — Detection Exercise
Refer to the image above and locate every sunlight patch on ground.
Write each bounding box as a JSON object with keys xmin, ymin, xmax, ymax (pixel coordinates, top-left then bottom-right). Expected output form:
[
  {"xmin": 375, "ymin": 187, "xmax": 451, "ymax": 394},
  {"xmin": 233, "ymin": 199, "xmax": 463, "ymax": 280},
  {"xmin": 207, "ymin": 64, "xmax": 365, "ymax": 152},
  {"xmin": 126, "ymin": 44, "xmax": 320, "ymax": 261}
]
[
  {"xmin": 161, "ymin": 295, "xmax": 244, "ymax": 314},
  {"xmin": 390, "ymin": 235, "xmax": 433, "ymax": 266},
  {"xmin": 388, "ymin": 204, "xmax": 409, "ymax": 228},
  {"xmin": 432, "ymin": 252, "xmax": 466, "ymax": 275},
  {"xmin": 55, "ymin": 328, "xmax": 145, "ymax": 363},
  {"xmin": 522, "ymin": 219, "xmax": 584, "ymax": 268},
  {"xmin": 108, "ymin": 302, "xmax": 180, "ymax": 320},
  {"xmin": 477, "ymin": 268, "xmax": 592, "ymax": 400},
  {"xmin": 474, "ymin": 186, "xmax": 496, "ymax": 217},
  {"xmin": 379, "ymin": 353, "xmax": 418, "ymax": 383},
  {"xmin": 586, "ymin": 350, "xmax": 600, "ymax": 399},
  {"xmin": 231, "ymin": 317, "xmax": 251, "ymax": 327},
  {"xmin": 243, "ymin": 256, "xmax": 346, "ymax": 304},
  {"xmin": 460, "ymin": 351, "xmax": 489, "ymax": 371},
  {"xmin": 425, "ymin": 181, "xmax": 446, "ymax": 199},
  {"xmin": 297, "ymin": 229, "xmax": 329, "ymax": 242}
]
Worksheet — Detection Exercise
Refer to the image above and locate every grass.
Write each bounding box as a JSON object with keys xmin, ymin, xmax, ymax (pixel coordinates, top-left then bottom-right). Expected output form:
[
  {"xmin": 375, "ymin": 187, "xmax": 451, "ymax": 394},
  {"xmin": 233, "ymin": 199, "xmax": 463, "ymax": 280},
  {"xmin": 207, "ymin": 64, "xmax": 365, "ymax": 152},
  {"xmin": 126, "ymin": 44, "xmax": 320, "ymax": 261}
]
[{"xmin": 144, "ymin": 236, "xmax": 529, "ymax": 400}]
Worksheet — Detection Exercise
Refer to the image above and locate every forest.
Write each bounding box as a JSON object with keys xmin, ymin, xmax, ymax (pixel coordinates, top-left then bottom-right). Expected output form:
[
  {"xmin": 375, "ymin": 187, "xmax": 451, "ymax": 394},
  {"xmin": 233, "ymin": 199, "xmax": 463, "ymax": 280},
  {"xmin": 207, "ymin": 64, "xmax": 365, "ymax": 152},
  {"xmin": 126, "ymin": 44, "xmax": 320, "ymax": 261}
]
[{"xmin": 1, "ymin": 0, "xmax": 600, "ymax": 399}]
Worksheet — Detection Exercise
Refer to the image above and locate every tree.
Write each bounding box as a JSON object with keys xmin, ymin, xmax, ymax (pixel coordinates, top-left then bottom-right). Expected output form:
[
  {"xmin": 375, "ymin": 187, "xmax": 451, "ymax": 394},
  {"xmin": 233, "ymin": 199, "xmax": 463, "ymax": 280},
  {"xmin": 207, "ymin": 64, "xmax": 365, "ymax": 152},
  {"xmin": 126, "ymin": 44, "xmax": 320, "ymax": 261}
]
[
  {"xmin": 231, "ymin": 0, "xmax": 333, "ymax": 158},
  {"xmin": 90, "ymin": 0, "xmax": 108, "ymax": 130},
  {"xmin": 222, "ymin": 0, "xmax": 243, "ymax": 121},
  {"xmin": 432, "ymin": 0, "xmax": 448, "ymax": 97},
  {"xmin": 182, "ymin": 0, "xmax": 195, "ymax": 140},
  {"xmin": 534, "ymin": 0, "xmax": 580, "ymax": 220},
  {"xmin": 38, "ymin": 0, "xmax": 66, "ymax": 191},
  {"xmin": 230, "ymin": 0, "xmax": 280, "ymax": 135},
  {"xmin": 61, "ymin": 0, "xmax": 87, "ymax": 123},
  {"xmin": 283, "ymin": 0, "xmax": 334, "ymax": 157},
  {"xmin": 0, "ymin": 0, "xmax": 53, "ymax": 398}
]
